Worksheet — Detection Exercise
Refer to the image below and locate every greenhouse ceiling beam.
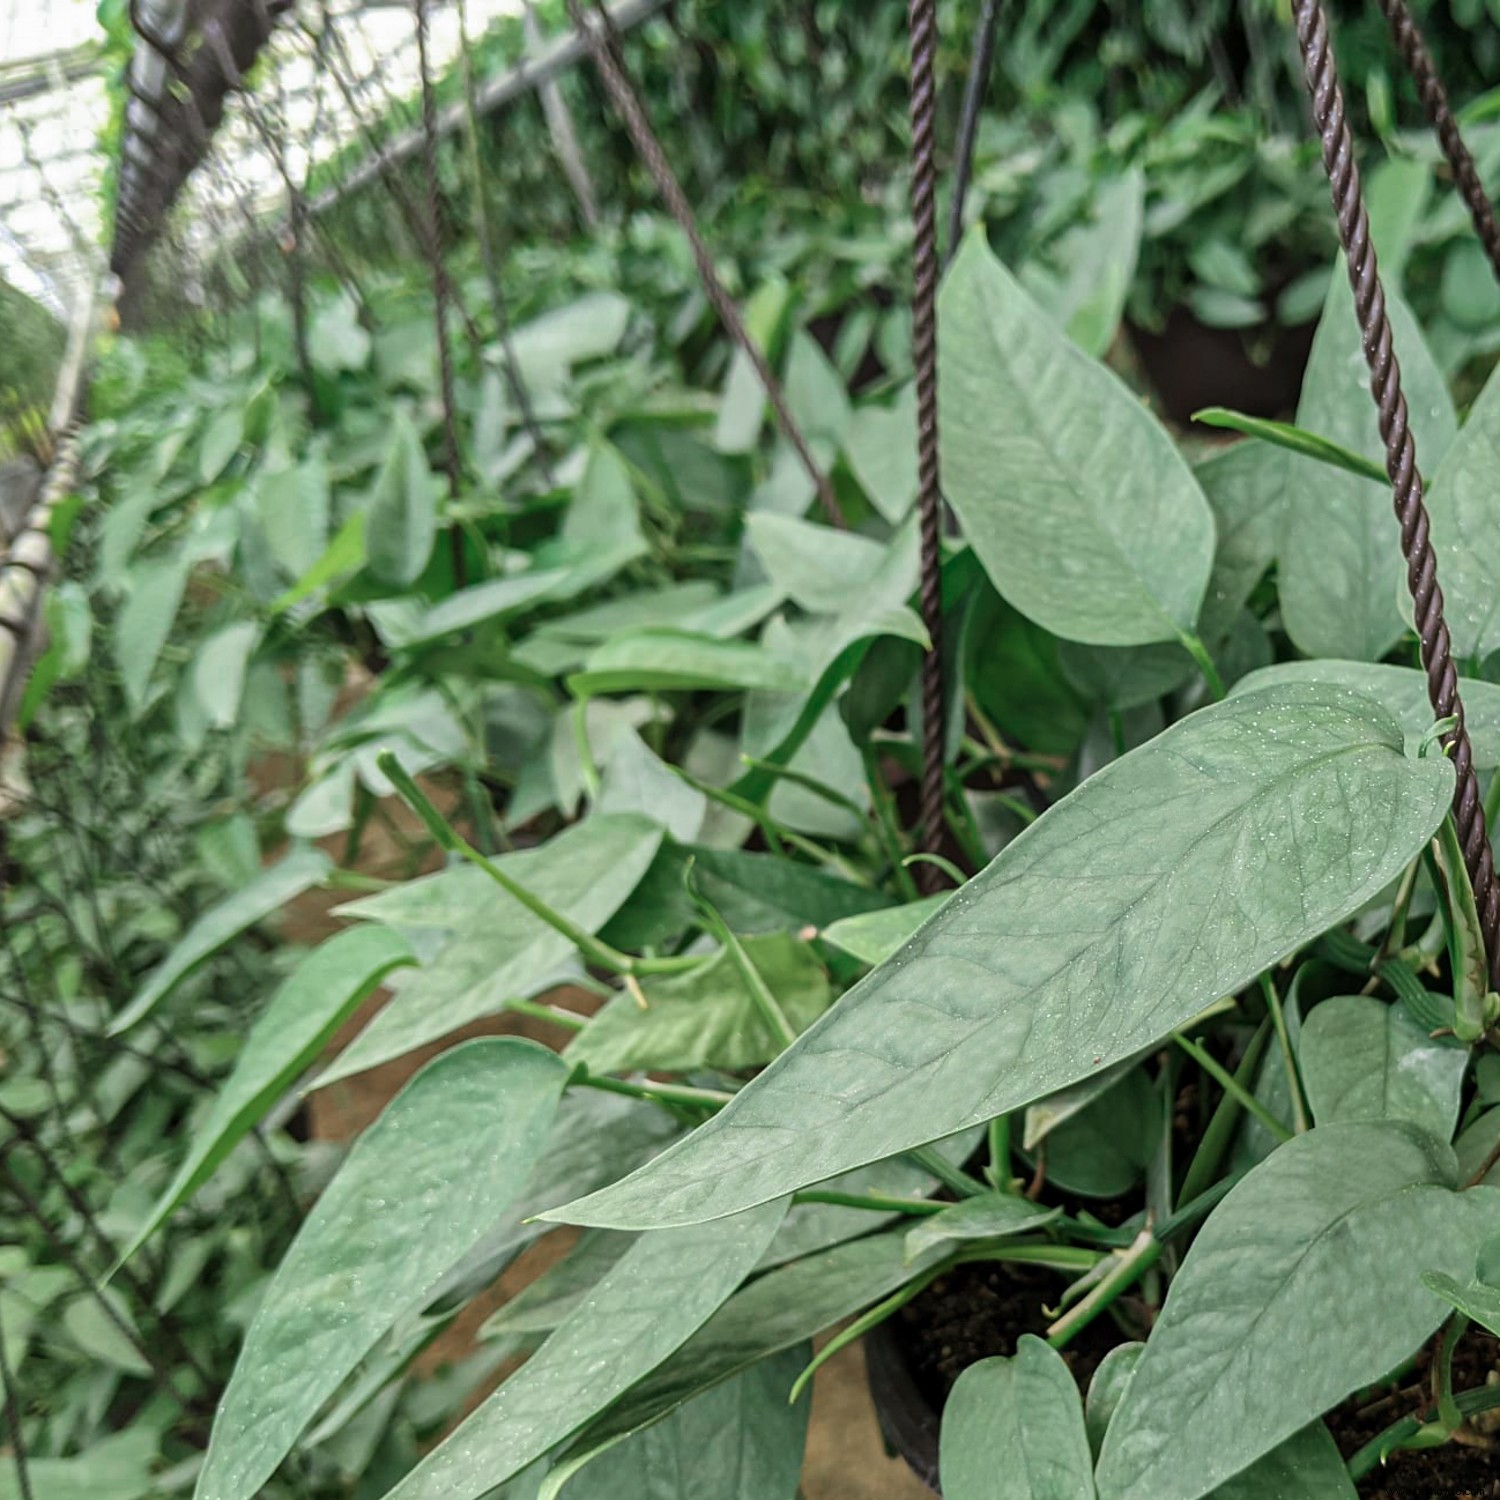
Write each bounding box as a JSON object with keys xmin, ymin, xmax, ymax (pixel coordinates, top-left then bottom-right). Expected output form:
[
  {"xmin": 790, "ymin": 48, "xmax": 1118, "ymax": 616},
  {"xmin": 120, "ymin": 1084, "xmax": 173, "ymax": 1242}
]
[
  {"xmin": 304, "ymin": 0, "xmax": 670, "ymax": 219},
  {"xmin": 0, "ymin": 45, "xmax": 104, "ymax": 107}
]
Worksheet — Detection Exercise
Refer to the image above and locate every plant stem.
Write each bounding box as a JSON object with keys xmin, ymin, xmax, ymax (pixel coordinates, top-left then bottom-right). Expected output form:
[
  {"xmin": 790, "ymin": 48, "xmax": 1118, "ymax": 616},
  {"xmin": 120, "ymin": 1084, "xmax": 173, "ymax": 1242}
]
[
  {"xmin": 1346, "ymin": 1378, "xmax": 1500, "ymax": 1479},
  {"xmin": 1172, "ymin": 1033, "xmax": 1292, "ymax": 1144},
  {"xmin": 863, "ymin": 746, "xmax": 920, "ymax": 902},
  {"xmin": 689, "ymin": 881, "xmax": 798, "ymax": 1050},
  {"xmin": 506, "ymin": 997, "xmax": 588, "ymax": 1033},
  {"xmin": 572, "ymin": 1072, "xmax": 735, "ymax": 1112},
  {"xmin": 1049, "ymin": 1227, "xmax": 1161, "ymax": 1349},
  {"xmin": 953, "ymin": 1243, "xmax": 1105, "ymax": 1272},
  {"xmin": 909, "ymin": 1144, "xmax": 988, "ymax": 1199},
  {"xmin": 1177, "ymin": 630, "xmax": 1226, "ymax": 700},
  {"xmin": 790, "ymin": 1189, "xmax": 945, "ymax": 1217},
  {"xmin": 985, "ymin": 1114, "xmax": 1012, "ymax": 1192},
  {"xmin": 377, "ymin": 750, "xmax": 648, "ymax": 977},
  {"xmin": 1178, "ymin": 1020, "xmax": 1273, "ymax": 1206},
  {"xmin": 1258, "ymin": 973, "xmax": 1310, "ymax": 1133},
  {"xmin": 1434, "ymin": 1314, "xmax": 1468, "ymax": 1433},
  {"xmin": 788, "ymin": 1271, "xmax": 941, "ymax": 1403}
]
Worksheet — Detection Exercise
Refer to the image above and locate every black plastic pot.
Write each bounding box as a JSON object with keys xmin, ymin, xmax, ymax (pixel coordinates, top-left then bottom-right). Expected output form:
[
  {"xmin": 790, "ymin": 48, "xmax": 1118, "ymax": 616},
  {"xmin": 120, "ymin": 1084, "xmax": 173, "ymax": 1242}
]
[{"xmin": 864, "ymin": 1320, "xmax": 942, "ymax": 1496}]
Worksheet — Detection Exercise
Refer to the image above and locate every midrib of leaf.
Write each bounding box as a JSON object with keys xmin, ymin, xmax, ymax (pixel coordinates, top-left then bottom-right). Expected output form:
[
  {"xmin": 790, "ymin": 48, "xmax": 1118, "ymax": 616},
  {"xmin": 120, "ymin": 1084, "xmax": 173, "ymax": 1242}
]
[{"xmin": 975, "ymin": 267, "xmax": 1181, "ymax": 635}]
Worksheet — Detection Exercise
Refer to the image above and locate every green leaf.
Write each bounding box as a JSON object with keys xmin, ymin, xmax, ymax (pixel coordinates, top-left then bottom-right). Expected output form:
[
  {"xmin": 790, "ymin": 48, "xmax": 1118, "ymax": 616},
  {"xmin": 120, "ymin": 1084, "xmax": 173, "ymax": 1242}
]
[
  {"xmin": 567, "ymin": 933, "xmax": 830, "ymax": 1075},
  {"xmin": 1456, "ymin": 1106, "xmax": 1500, "ymax": 1185},
  {"xmin": 320, "ymin": 815, "xmax": 661, "ymax": 1082},
  {"xmin": 60, "ymin": 1289, "xmax": 151, "ymax": 1375},
  {"xmin": 535, "ymin": 1229, "xmax": 934, "ymax": 1474},
  {"xmin": 548, "ymin": 1350, "xmax": 809, "ymax": 1500},
  {"xmin": 120, "ymin": 926, "xmax": 414, "ymax": 1264},
  {"xmin": 1193, "ymin": 409, "xmax": 1388, "ymax": 484},
  {"xmin": 597, "ymin": 728, "xmax": 707, "ymax": 842},
  {"xmin": 745, "ymin": 512, "xmax": 895, "ymax": 614},
  {"xmin": 479, "ymin": 1230, "xmax": 635, "ymax": 1345},
  {"xmin": 1095, "ymin": 1122, "xmax": 1500, "ymax": 1500},
  {"xmin": 601, "ymin": 843, "xmax": 888, "ymax": 952},
  {"xmin": 845, "ymin": 385, "xmax": 919, "ymax": 522},
  {"xmin": 1232, "ymin": 659, "xmax": 1500, "ymax": 768},
  {"xmin": 939, "ymin": 1338, "xmax": 1094, "ymax": 1500},
  {"xmin": 0, "ymin": 1429, "xmax": 158, "ymax": 1500},
  {"xmin": 271, "ymin": 510, "xmax": 367, "ymax": 613},
  {"xmin": 1278, "ymin": 270, "xmax": 1457, "ymax": 661},
  {"xmin": 715, "ymin": 277, "xmax": 791, "ymax": 454},
  {"xmin": 365, "ymin": 413, "xmax": 436, "ymax": 587},
  {"xmin": 111, "ymin": 845, "xmax": 332, "ymax": 1034},
  {"xmin": 904, "ymin": 1196, "xmax": 1061, "ymax": 1264},
  {"xmin": 114, "ymin": 554, "xmax": 189, "ymax": 715},
  {"xmin": 821, "ymin": 895, "xmax": 950, "ymax": 965},
  {"xmin": 1208, "ymin": 1425, "xmax": 1357, "ymax": 1500},
  {"xmin": 256, "ymin": 456, "xmax": 330, "ymax": 579},
  {"xmin": 192, "ymin": 620, "xmax": 261, "ymax": 730},
  {"xmin": 1298, "ymin": 996, "xmax": 1466, "ymax": 1139},
  {"xmin": 569, "ymin": 630, "xmax": 809, "ymax": 698},
  {"xmin": 195, "ymin": 1038, "xmax": 569, "ymax": 1500},
  {"xmin": 1421, "ymin": 1269, "xmax": 1500, "ymax": 1336},
  {"xmin": 384, "ymin": 1201, "xmax": 787, "ymax": 1500},
  {"xmin": 1427, "ymin": 359, "xmax": 1500, "ymax": 661},
  {"xmin": 309, "ymin": 294, "xmax": 372, "ymax": 373},
  {"xmin": 1053, "ymin": 167, "xmax": 1145, "ymax": 358},
  {"xmin": 199, "ymin": 404, "xmax": 244, "ymax": 483},
  {"xmin": 938, "ymin": 231, "xmax": 1214, "ymax": 646},
  {"xmin": 1023, "ymin": 1066, "xmax": 1160, "ymax": 1199},
  {"xmin": 1194, "ymin": 441, "xmax": 1285, "ymax": 641},
  {"xmin": 1086, "ymin": 1344, "xmax": 1143, "ymax": 1460},
  {"xmin": 546, "ymin": 683, "xmax": 1452, "ymax": 1230}
]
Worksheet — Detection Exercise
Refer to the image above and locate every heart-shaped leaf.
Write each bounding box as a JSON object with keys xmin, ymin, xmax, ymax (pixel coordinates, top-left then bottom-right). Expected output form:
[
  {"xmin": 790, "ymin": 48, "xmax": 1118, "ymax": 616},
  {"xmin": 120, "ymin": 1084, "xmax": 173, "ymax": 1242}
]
[
  {"xmin": 939, "ymin": 1338, "xmax": 1093, "ymax": 1500},
  {"xmin": 1096, "ymin": 1122, "xmax": 1500, "ymax": 1500}
]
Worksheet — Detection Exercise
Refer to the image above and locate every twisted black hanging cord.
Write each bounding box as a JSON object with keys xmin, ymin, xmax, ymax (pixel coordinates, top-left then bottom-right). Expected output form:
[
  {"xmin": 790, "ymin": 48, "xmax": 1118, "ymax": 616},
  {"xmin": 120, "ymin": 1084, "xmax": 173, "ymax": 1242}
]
[
  {"xmin": 908, "ymin": 0, "xmax": 948, "ymax": 891},
  {"xmin": 1376, "ymin": 0, "xmax": 1500, "ymax": 285},
  {"xmin": 413, "ymin": 0, "xmax": 467, "ymax": 585},
  {"xmin": 564, "ymin": 0, "xmax": 847, "ymax": 529},
  {"xmin": 946, "ymin": 0, "xmax": 1002, "ymax": 262},
  {"xmin": 1291, "ymin": 0, "xmax": 1500, "ymax": 988}
]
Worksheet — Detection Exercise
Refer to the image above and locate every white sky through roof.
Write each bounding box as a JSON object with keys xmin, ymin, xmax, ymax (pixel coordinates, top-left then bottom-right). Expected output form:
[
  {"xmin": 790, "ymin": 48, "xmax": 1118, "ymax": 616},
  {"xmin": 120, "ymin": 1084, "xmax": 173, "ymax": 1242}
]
[{"xmin": 0, "ymin": 0, "xmax": 525, "ymax": 316}]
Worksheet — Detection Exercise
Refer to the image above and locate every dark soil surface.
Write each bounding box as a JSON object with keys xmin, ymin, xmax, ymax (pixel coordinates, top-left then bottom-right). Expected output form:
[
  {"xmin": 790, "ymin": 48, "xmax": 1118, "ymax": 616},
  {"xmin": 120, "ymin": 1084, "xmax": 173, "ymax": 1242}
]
[
  {"xmin": 892, "ymin": 1259, "xmax": 1125, "ymax": 1413},
  {"xmin": 1330, "ymin": 1324, "xmax": 1500, "ymax": 1500}
]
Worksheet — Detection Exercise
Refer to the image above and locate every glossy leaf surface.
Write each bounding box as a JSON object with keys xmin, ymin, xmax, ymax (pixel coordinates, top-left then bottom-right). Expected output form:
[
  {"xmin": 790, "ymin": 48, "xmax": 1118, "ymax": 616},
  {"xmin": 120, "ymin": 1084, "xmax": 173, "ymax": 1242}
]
[{"xmin": 548, "ymin": 684, "xmax": 1452, "ymax": 1230}]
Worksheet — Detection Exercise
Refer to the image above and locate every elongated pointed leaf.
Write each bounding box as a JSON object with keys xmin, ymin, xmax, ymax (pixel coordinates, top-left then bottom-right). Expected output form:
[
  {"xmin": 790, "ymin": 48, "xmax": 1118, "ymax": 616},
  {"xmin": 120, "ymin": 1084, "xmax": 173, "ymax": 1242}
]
[
  {"xmin": 821, "ymin": 895, "xmax": 949, "ymax": 965},
  {"xmin": 322, "ymin": 815, "xmax": 660, "ymax": 1083},
  {"xmin": 365, "ymin": 413, "xmax": 435, "ymax": 587},
  {"xmin": 548, "ymin": 1349, "xmax": 809, "ymax": 1500},
  {"xmin": 939, "ymin": 1338, "xmax": 1093, "ymax": 1500},
  {"xmin": 1278, "ymin": 272, "xmax": 1456, "ymax": 661},
  {"xmin": 546, "ymin": 683, "xmax": 1452, "ymax": 1230},
  {"xmin": 540, "ymin": 1229, "xmax": 934, "ymax": 1472},
  {"xmin": 569, "ymin": 630, "xmax": 809, "ymax": 698},
  {"xmin": 111, "ymin": 845, "xmax": 332, "ymax": 1035},
  {"xmin": 1096, "ymin": 1122, "xmax": 1500, "ymax": 1500},
  {"xmin": 1426, "ymin": 359, "xmax": 1500, "ymax": 661},
  {"xmin": 1234, "ymin": 658, "xmax": 1500, "ymax": 767},
  {"xmin": 384, "ymin": 1201, "xmax": 787, "ymax": 1500},
  {"xmin": 1209, "ymin": 1425, "xmax": 1356, "ymax": 1500},
  {"xmin": 1298, "ymin": 995, "xmax": 1466, "ymax": 1139},
  {"xmin": 905, "ymin": 1196, "xmax": 1060, "ymax": 1263},
  {"xmin": 939, "ymin": 231, "xmax": 1214, "ymax": 646},
  {"xmin": 121, "ymin": 926, "xmax": 414, "ymax": 1264},
  {"xmin": 195, "ymin": 1039, "xmax": 570, "ymax": 1500},
  {"xmin": 115, "ymin": 554, "xmax": 189, "ymax": 715}
]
